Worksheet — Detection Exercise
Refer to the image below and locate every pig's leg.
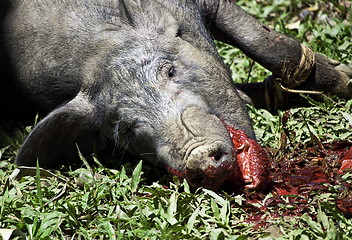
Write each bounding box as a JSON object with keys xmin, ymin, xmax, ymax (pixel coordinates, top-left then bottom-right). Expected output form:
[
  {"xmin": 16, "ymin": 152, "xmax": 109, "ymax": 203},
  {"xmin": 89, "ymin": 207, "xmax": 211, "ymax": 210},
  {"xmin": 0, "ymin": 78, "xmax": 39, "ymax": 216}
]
[
  {"xmin": 207, "ymin": 0, "xmax": 352, "ymax": 101},
  {"xmin": 234, "ymin": 79, "xmax": 286, "ymax": 112}
]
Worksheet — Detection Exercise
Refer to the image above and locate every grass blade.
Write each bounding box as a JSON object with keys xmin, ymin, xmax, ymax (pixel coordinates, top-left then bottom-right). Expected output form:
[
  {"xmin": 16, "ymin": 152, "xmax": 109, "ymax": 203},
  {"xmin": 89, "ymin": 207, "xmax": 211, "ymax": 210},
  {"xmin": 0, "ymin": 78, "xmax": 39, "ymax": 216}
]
[{"xmin": 131, "ymin": 160, "xmax": 143, "ymax": 192}]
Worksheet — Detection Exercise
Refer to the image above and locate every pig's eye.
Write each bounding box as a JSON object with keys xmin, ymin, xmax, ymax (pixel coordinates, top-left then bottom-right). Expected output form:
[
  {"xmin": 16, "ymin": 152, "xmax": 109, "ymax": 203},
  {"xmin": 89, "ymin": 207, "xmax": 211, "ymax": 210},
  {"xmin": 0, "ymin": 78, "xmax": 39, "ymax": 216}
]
[
  {"xmin": 168, "ymin": 66, "xmax": 176, "ymax": 78},
  {"xmin": 160, "ymin": 62, "xmax": 176, "ymax": 80},
  {"xmin": 176, "ymin": 28, "xmax": 182, "ymax": 38}
]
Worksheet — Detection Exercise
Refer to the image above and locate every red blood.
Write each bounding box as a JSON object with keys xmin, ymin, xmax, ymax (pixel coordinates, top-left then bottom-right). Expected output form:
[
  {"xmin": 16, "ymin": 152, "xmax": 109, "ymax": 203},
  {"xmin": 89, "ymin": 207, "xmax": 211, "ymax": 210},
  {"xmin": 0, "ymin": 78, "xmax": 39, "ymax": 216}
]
[
  {"xmin": 343, "ymin": 147, "xmax": 352, "ymax": 159},
  {"xmin": 338, "ymin": 147, "xmax": 352, "ymax": 173},
  {"xmin": 339, "ymin": 160, "xmax": 352, "ymax": 173},
  {"xmin": 226, "ymin": 125, "xmax": 269, "ymax": 189},
  {"xmin": 166, "ymin": 136, "xmax": 352, "ymax": 220},
  {"xmin": 276, "ymin": 187, "xmax": 299, "ymax": 196},
  {"xmin": 166, "ymin": 166, "xmax": 185, "ymax": 179},
  {"xmin": 337, "ymin": 196, "xmax": 352, "ymax": 218},
  {"xmin": 166, "ymin": 160, "xmax": 241, "ymax": 191}
]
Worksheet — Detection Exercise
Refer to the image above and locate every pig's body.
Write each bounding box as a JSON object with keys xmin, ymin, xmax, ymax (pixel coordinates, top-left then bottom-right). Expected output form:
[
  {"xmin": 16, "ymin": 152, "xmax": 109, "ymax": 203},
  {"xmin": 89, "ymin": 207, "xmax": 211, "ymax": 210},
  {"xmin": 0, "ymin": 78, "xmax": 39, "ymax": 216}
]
[{"xmin": 1, "ymin": 0, "xmax": 351, "ymax": 191}]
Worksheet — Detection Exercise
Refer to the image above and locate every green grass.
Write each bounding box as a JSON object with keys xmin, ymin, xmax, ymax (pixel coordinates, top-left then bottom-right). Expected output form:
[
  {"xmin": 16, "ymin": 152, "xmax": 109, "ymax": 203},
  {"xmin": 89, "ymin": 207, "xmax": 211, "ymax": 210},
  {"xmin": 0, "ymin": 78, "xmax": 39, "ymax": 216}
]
[{"xmin": 1, "ymin": 0, "xmax": 352, "ymax": 239}]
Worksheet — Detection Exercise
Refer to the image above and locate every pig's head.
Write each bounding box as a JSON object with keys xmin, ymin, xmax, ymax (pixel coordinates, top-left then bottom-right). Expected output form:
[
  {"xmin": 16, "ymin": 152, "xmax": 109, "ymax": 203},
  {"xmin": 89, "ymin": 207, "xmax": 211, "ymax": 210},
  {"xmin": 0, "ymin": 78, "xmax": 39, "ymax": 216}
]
[{"xmin": 16, "ymin": 1, "xmax": 259, "ymax": 191}]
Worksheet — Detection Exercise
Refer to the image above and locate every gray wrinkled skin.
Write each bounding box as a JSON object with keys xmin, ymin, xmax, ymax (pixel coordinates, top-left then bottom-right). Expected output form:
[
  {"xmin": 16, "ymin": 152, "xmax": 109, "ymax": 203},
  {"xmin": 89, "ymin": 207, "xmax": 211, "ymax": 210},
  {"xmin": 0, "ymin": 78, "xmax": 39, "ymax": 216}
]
[
  {"xmin": 0, "ymin": 0, "xmax": 350, "ymax": 190},
  {"xmin": 3, "ymin": 0, "xmax": 251, "ymax": 180}
]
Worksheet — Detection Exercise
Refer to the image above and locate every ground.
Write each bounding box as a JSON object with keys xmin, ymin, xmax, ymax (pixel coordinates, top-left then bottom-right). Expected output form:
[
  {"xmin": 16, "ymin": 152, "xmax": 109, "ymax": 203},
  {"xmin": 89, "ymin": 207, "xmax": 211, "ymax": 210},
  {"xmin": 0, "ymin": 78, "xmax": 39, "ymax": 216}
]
[{"xmin": 0, "ymin": 0, "xmax": 351, "ymax": 239}]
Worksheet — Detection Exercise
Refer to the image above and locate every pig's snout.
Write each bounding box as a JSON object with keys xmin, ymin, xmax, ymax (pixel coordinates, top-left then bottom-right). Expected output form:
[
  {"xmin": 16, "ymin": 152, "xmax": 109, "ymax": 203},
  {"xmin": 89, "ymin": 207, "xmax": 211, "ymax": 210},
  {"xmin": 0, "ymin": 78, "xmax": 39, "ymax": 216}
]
[
  {"xmin": 162, "ymin": 106, "xmax": 243, "ymax": 191},
  {"xmin": 184, "ymin": 141, "xmax": 238, "ymax": 190},
  {"xmin": 186, "ymin": 141, "xmax": 233, "ymax": 170}
]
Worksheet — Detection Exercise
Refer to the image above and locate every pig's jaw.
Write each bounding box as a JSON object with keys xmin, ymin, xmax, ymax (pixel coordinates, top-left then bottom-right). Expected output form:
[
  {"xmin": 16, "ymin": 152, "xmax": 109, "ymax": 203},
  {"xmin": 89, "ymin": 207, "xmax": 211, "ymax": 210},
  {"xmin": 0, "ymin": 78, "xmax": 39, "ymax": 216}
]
[{"xmin": 166, "ymin": 159, "xmax": 242, "ymax": 191}]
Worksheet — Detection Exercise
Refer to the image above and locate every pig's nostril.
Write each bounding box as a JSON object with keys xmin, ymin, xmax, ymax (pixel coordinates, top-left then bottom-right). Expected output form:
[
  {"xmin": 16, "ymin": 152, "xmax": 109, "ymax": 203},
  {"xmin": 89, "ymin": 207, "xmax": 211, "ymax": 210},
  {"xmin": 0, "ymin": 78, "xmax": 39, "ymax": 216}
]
[
  {"xmin": 210, "ymin": 150, "xmax": 228, "ymax": 161},
  {"xmin": 186, "ymin": 142, "xmax": 233, "ymax": 171}
]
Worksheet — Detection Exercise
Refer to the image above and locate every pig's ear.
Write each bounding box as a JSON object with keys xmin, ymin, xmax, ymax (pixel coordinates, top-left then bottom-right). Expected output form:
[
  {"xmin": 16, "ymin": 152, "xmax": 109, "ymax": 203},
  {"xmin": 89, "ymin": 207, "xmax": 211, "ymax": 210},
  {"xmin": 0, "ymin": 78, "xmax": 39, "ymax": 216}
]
[{"xmin": 16, "ymin": 93, "xmax": 104, "ymax": 168}]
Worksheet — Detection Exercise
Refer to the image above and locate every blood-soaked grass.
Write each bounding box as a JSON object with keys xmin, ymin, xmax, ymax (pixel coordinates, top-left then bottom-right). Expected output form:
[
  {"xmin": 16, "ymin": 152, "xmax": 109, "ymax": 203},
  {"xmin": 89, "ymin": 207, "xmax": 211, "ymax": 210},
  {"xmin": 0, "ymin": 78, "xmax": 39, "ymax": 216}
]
[{"xmin": 242, "ymin": 141, "xmax": 352, "ymax": 226}]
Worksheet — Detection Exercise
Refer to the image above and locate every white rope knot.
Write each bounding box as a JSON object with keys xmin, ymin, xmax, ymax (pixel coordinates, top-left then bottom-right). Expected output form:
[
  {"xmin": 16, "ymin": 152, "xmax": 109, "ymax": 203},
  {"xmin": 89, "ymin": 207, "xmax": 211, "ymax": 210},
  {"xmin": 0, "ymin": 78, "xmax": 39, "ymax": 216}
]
[
  {"xmin": 281, "ymin": 45, "xmax": 316, "ymax": 87},
  {"xmin": 264, "ymin": 46, "xmax": 324, "ymax": 111}
]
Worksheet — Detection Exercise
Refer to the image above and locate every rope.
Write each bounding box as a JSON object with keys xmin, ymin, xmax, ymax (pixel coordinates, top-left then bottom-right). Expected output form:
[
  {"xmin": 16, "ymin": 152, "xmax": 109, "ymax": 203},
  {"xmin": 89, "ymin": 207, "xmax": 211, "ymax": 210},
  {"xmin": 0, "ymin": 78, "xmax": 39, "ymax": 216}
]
[
  {"xmin": 264, "ymin": 76, "xmax": 287, "ymax": 112},
  {"xmin": 275, "ymin": 81, "xmax": 324, "ymax": 95},
  {"xmin": 281, "ymin": 45, "xmax": 316, "ymax": 87},
  {"xmin": 264, "ymin": 76, "xmax": 325, "ymax": 112}
]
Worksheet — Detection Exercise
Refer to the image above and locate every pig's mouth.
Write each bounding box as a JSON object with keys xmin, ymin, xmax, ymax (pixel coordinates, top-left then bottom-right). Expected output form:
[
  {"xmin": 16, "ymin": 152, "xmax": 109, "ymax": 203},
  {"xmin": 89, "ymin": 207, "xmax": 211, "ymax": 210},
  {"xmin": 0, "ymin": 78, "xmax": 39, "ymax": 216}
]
[
  {"xmin": 166, "ymin": 122, "xmax": 269, "ymax": 192},
  {"xmin": 166, "ymin": 160, "xmax": 240, "ymax": 191}
]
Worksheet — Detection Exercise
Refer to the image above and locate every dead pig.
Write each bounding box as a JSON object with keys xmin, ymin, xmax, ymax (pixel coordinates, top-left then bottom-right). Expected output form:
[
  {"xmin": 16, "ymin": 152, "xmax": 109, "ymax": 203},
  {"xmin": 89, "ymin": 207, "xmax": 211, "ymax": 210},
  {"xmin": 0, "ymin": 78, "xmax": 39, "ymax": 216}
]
[{"xmin": 1, "ymin": 0, "xmax": 351, "ymax": 191}]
